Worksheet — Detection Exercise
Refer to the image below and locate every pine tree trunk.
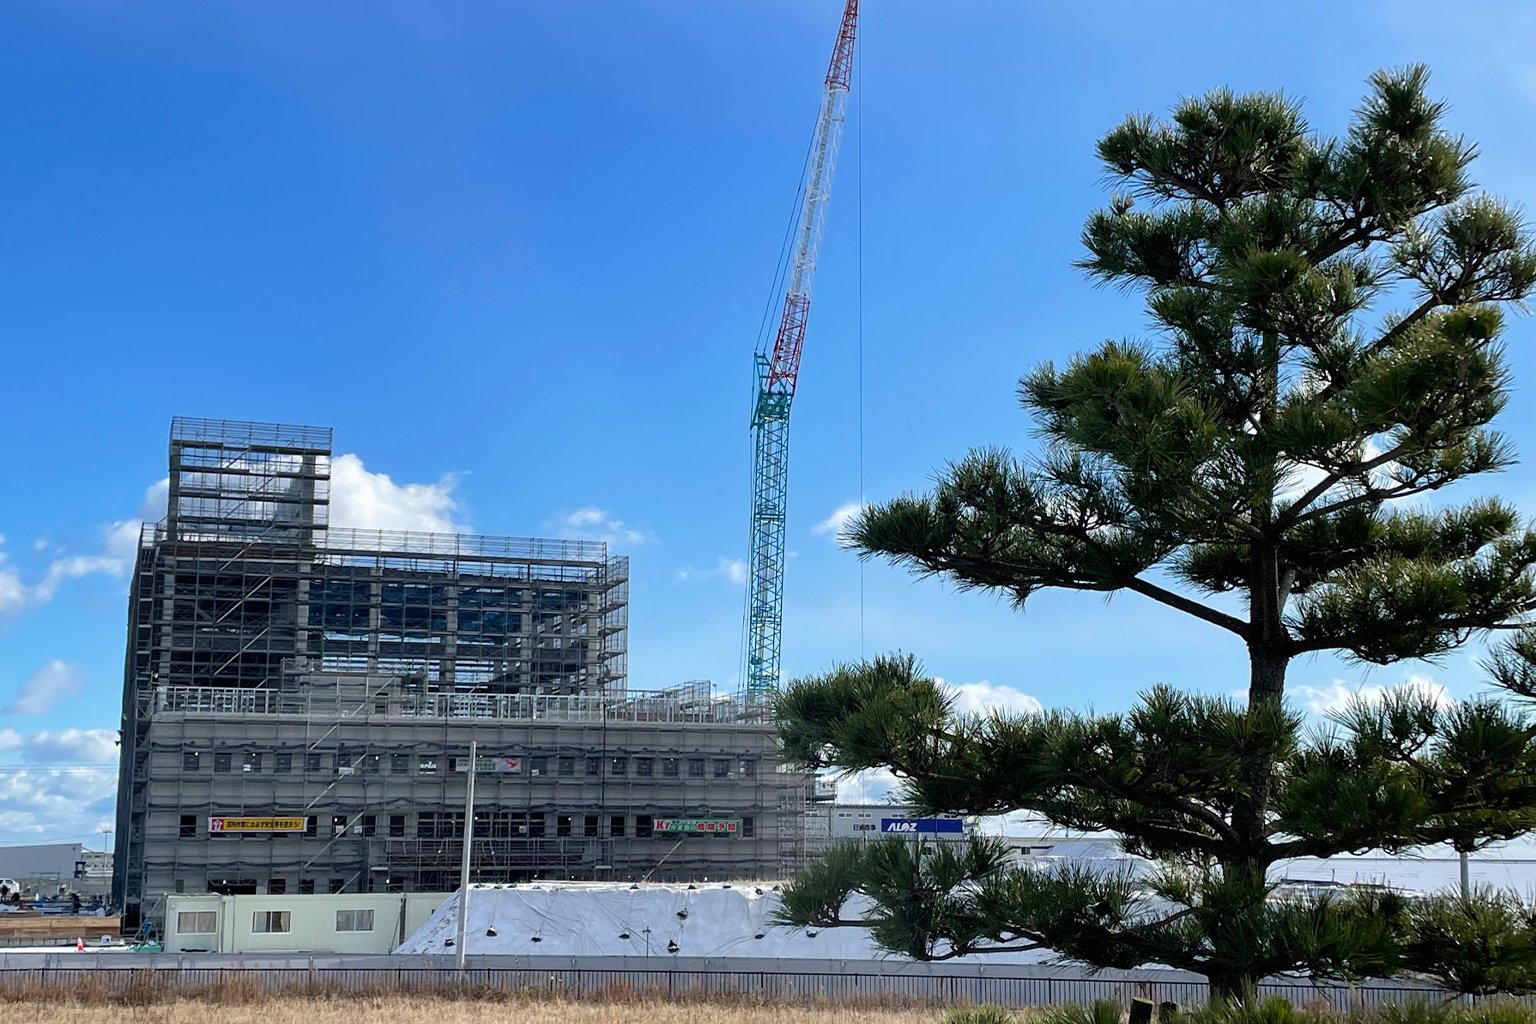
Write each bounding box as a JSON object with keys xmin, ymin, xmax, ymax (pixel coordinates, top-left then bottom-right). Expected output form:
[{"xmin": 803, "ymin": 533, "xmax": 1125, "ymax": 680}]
[
  {"xmin": 1210, "ymin": 546, "xmax": 1290, "ymax": 1002},
  {"xmin": 1206, "ymin": 966, "xmax": 1247, "ymax": 1006}
]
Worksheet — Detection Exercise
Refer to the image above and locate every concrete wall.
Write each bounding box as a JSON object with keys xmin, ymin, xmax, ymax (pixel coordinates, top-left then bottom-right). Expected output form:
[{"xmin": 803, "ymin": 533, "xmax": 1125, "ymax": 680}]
[{"xmin": 164, "ymin": 892, "xmax": 451, "ymax": 954}]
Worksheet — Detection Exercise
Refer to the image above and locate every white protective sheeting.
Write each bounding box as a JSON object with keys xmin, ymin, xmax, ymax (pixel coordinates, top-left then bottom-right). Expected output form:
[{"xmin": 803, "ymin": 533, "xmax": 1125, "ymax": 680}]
[
  {"xmin": 397, "ymin": 854, "xmax": 1536, "ymax": 958},
  {"xmin": 396, "ymin": 882, "xmax": 1050, "ymax": 961}
]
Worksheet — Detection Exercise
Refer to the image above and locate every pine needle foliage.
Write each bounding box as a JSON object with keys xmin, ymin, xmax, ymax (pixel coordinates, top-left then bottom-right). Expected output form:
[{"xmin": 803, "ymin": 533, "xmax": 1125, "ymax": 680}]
[{"xmin": 774, "ymin": 67, "xmax": 1536, "ymax": 1001}]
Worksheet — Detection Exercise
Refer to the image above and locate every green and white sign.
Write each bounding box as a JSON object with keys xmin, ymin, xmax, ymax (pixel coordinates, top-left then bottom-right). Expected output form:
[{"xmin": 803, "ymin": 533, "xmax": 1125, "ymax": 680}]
[
  {"xmin": 653, "ymin": 817, "xmax": 741, "ymax": 836},
  {"xmin": 453, "ymin": 756, "xmax": 521, "ymax": 774}
]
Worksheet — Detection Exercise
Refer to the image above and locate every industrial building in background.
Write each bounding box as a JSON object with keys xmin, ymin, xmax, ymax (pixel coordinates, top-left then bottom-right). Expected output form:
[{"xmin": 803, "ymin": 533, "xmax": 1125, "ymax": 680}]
[
  {"xmin": 114, "ymin": 418, "xmax": 815, "ymax": 929},
  {"xmin": 0, "ymin": 842, "xmax": 112, "ymax": 899}
]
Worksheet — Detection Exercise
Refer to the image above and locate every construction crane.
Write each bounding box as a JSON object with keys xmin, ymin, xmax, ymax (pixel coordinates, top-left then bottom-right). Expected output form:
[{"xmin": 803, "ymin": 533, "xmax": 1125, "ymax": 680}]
[{"xmin": 745, "ymin": 0, "xmax": 859, "ymax": 704}]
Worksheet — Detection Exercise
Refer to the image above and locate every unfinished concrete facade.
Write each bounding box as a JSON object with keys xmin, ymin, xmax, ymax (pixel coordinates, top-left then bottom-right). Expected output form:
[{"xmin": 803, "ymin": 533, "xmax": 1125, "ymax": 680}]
[{"xmin": 114, "ymin": 418, "xmax": 806, "ymax": 928}]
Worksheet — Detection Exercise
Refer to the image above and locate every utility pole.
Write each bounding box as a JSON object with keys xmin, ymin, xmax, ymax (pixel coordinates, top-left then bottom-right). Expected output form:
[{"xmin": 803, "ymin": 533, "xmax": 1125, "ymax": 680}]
[{"xmin": 455, "ymin": 739, "xmax": 477, "ymax": 977}]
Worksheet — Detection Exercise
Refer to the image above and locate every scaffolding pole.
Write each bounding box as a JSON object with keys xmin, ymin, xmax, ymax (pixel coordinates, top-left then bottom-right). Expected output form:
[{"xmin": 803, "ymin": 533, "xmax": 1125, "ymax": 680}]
[{"xmin": 455, "ymin": 738, "xmax": 477, "ymax": 976}]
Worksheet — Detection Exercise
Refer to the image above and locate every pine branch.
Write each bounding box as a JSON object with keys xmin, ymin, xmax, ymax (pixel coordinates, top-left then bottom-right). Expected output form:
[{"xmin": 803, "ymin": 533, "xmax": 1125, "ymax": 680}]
[
  {"xmin": 1124, "ymin": 576, "xmax": 1251, "ymax": 638},
  {"xmin": 1283, "ymin": 475, "xmax": 1459, "ymax": 531},
  {"xmin": 922, "ymin": 942, "xmax": 1048, "ymax": 961},
  {"xmin": 1274, "ymin": 437, "xmax": 1418, "ymax": 531},
  {"xmin": 1290, "ymin": 609, "xmax": 1536, "ymax": 658}
]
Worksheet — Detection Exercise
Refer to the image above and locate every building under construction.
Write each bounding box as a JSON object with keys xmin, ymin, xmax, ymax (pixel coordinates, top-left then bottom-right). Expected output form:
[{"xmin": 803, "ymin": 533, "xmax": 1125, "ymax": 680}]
[{"xmin": 113, "ymin": 418, "xmax": 811, "ymax": 928}]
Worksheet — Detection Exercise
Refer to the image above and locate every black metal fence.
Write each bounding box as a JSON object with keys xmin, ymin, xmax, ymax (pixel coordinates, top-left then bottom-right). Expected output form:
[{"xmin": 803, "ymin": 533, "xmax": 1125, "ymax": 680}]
[{"xmin": 0, "ymin": 961, "xmax": 1461, "ymax": 1009}]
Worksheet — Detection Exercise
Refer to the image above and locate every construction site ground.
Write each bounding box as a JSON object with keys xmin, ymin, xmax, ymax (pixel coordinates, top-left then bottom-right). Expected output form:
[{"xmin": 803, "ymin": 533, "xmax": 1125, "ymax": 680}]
[{"xmin": 0, "ymin": 912, "xmax": 120, "ymax": 944}]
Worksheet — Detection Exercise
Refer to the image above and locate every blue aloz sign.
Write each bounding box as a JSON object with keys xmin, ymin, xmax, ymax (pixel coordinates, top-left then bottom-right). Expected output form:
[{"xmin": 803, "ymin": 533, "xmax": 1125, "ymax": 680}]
[{"xmin": 880, "ymin": 817, "xmax": 964, "ymax": 835}]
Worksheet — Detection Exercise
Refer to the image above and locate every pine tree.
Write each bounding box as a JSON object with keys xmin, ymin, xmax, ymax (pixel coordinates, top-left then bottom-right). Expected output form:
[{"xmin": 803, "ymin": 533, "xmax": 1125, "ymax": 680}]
[{"xmin": 773, "ymin": 67, "xmax": 1536, "ymax": 999}]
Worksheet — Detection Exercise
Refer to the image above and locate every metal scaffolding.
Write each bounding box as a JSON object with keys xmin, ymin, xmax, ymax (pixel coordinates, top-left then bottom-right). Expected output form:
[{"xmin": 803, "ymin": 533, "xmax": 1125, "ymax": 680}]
[
  {"xmin": 115, "ymin": 418, "xmax": 807, "ymax": 929},
  {"xmin": 128, "ymin": 668, "xmax": 805, "ymax": 905}
]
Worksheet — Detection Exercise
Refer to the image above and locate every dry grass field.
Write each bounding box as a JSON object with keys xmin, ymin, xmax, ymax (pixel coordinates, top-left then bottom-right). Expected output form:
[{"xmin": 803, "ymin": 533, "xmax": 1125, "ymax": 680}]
[{"xmin": 0, "ymin": 994, "xmax": 946, "ymax": 1024}]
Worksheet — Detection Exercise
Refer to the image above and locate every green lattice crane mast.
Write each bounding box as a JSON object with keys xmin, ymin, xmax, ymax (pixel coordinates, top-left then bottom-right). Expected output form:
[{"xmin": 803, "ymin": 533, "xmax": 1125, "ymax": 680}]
[{"xmin": 746, "ymin": 0, "xmax": 859, "ymax": 704}]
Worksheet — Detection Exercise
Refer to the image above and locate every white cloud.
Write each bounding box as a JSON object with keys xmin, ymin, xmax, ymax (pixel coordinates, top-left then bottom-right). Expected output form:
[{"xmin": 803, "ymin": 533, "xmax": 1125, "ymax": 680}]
[
  {"xmin": 544, "ymin": 507, "xmax": 653, "ymax": 548},
  {"xmin": 812, "ymin": 501, "xmax": 865, "ymax": 539},
  {"xmin": 0, "ymin": 547, "xmax": 23, "ymax": 615},
  {"xmin": 0, "ymin": 724, "xmax": 120, "ymax": 840},
  {"xmin": 3, "ymin": 458, "xmax": 468, "ymax": 613},
  {"xmin": 1293, "ymin": 673, "xmax": 1454, "ymax": 716},
  {"xmin": 0, "ymin": 766, "xmax": 117, "ymax": 842},
  {"xmin": 937, "ymin": 677, "xmax": 1045, "ymax": 717},
  {"xmin": 136, "ymin": 478, "xmax": 170, "ymax": 521},
  {"xmin": 676, "ymin": 557, "xmax": 748, "ymax": 585},
  {"xmin": 0, "ymin": 725, "xmax": 118, "ymax": 764},
  {"xmin": 836, "ymin": 768, "xmax": 900, "ymax": 804},
  {"xmin": 24, "ymin": 729, "xmax": 119, "ymax": 764},
  {"xmin": 329, "ymin": 453, "xmax": 465, "ymax": 534},
  {"xmin": 4, "ymin": 661, "xmax": 84, "ymax": 716}
]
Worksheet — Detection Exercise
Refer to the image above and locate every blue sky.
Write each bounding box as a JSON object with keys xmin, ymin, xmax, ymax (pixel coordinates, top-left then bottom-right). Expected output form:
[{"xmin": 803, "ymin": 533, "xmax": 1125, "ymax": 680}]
[{"xmin": 3, "ymin": 0, "xmax": 1536, "ymax": 841}]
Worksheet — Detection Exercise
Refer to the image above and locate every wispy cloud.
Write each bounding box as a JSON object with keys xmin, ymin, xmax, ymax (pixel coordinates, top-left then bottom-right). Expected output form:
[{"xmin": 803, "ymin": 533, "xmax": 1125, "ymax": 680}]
[
  {"xmin": 4, "ymin": 480, "xmax": 166, "ymax": 613},
  {"xmin": 329, "ymin": 453, "xmax": 466, "ymax": 534},
  {"xmin": 812, "ymin": 501, "xmax": 865, "ymax": 540},
  {"xmin": 4, "ymin": 661, "xmax": 85, "ymax": 716},
  {"xmin": 0, "ymin": 541, "xmax": 24, "ymax": 615},
  {"xmin": 544, "ymin": 507, "xmax": 653, "ymax": 548},
  {"xmin": 1292, "ymin": 673, "xmax": 1453, "ymax": 716},
  {"xmin": 676, "ymin": 556, "xmax": 747, "ymax": 585}
]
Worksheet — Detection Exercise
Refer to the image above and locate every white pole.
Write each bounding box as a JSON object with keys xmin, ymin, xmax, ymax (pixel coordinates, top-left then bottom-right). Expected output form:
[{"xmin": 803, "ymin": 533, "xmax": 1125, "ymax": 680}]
[
  {"xmin": 1460, "ymin": 849, "xmax": 1471, "ymax": 902},
  {"xmin": 455, "ymin": 739, "xmax": 477, "ymax": 977}
]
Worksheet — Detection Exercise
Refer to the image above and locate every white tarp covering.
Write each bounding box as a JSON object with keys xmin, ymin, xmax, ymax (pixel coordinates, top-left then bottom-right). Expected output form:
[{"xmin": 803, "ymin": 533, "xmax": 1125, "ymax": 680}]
[
  {"xmin": 396, "ymin": 881, "xmax": 1049, "ymax": 961},
  {"xmin": 397, "ymin": 854, "xmax": 1536, "ymax": 958}
]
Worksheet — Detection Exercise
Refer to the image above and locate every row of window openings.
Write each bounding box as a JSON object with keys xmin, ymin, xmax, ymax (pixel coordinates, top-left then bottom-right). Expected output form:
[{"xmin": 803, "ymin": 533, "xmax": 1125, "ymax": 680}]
[
  {"xmin": 181, "ymin": 751, "xmax": 757, "ymax": 779},
  {"xmin": 178, "ymin": 812, "xmax": 756, "ymax": 840},
  {"xmin": 175, "ymin": 879, "xmax": 344, "ymax": 896},
  {"xmin": 176, "ymin": 909, "xmax": 372, "ymax": 935}
]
